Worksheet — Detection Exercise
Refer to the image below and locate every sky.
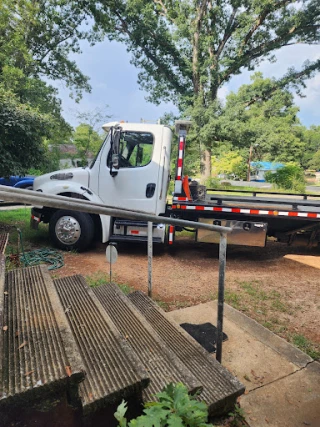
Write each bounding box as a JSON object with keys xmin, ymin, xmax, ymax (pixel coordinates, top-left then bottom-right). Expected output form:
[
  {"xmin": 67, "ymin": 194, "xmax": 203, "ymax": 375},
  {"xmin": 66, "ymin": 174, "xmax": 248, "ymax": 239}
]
[{"xmin": 52, "ymin": 39, "xmax": 320, "ymax": 131}]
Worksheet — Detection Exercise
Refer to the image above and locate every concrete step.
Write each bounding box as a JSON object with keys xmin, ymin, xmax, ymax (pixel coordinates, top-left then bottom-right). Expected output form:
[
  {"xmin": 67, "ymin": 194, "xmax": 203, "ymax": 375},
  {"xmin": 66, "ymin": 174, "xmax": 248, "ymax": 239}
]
[
  {"xmin": 92, "ymin": 282, "xmax": 202, "ymax": 402},
  {"xmin": 0, "ymin": 233, "xmax": 8, "ymax": 255},
  {"xmin": 0, "ymin": 266, "xmax": 85, "ymax": 414},
  {"xmin": 128, "ymin": 290, "xmax": 245, "ymax": 416},
  {"xmin": 53, "ymin": 275, "xmax": 149, "ymax": 416}
]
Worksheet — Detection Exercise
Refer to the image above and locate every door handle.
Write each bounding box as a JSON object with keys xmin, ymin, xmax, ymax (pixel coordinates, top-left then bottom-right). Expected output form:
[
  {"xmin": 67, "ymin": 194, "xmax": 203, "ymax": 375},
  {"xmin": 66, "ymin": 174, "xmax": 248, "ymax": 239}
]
[{"xmin": 146, "ymin": 183, "xmax": 156, "ymax": 198}]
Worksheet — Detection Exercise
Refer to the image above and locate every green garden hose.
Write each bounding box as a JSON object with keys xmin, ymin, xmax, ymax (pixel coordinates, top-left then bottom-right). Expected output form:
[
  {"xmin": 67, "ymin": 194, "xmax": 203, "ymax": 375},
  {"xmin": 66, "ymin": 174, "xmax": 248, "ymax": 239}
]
[{"xmin": 17, "ymin": 229, "xmax": 64, "ymax": 270}]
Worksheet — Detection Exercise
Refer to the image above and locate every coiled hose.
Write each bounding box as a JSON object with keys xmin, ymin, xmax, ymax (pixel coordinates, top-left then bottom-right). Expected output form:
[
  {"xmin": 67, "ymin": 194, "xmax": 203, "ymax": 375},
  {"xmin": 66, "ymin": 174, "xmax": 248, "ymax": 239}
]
[{"xmin": 18, "ymin": 228, "xmax": 64, "ymax": 270}]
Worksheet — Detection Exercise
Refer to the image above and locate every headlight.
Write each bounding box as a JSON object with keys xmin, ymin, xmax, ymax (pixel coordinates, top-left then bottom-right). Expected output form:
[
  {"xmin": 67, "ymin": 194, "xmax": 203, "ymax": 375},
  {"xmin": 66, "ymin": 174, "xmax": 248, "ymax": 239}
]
[{"xmin": 50, "ymin": 172, "xmax": 73, "ymax": 180}]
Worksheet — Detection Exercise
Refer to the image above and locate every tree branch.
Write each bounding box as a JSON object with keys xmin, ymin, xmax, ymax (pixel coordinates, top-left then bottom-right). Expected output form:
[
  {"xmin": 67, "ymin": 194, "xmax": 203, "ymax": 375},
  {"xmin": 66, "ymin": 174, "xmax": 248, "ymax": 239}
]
[
  {"xmin": 114, "ymin": 11, "xmax": 187, "ymax": 94},
  {"xmin": 244, "ymin": 60, "xmax": 320, "ymax": 107},
  {"xmin": 242, "ymin": 0, "xmax": 293, "ymax": 48},
  {"xmin": 216, "ymin": 7, "xmax": 238, "ymax": 59},
  {"xmin": 221, "ymin": 23, "xmax": 320, "ymax": 85}
]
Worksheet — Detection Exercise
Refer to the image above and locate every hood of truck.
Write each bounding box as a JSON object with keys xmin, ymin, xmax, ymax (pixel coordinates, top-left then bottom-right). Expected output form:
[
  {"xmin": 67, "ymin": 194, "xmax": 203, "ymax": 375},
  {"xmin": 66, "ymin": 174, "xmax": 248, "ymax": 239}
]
[{"xmin": 33, "ymin": 168, "xmax": 90, "ymax": 191}]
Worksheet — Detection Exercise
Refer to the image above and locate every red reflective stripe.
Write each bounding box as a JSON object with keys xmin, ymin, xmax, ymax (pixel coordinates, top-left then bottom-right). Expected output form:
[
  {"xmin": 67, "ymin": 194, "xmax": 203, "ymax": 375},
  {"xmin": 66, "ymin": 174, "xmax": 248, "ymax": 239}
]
[
  {"xmin": 177, "ymin": 158, "xmax": 183, "ymax": 167},
  {"xmin": 171, "ymin": 204, "xmax": 319, "ymax": 219},
  {"xmin": 131, "ymin": 230, "xmax": 139, "ymax": 235},
  {"xmin": 179, "ymin": 140, "xmax": 184, "ymax": 151},
  {"xmin": 168, "ymin": 226, "xmax": 174, "ymax": 245}
]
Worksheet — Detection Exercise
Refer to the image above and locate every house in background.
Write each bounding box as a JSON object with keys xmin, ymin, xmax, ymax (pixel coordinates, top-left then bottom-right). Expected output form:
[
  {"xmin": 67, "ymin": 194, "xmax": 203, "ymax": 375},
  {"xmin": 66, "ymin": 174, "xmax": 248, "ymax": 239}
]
[
  {"xmin": 250, "ymin": 161, "xmax": 284, "ymax": 182},
  {"xmin": 49, "ymin": 144, "xmax": 94, "ymax": 169}
]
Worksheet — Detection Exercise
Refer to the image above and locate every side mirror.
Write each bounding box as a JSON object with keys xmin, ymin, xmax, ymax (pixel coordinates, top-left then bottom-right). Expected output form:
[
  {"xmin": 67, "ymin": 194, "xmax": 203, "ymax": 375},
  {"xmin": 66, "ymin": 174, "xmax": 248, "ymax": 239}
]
[
  {"xmin": 109, "ymin": 126, "xmax": 121, "ymax": 176},
  {"xmin": 112, "ymin": 153, "xmax": 119, "ymax": 169}
]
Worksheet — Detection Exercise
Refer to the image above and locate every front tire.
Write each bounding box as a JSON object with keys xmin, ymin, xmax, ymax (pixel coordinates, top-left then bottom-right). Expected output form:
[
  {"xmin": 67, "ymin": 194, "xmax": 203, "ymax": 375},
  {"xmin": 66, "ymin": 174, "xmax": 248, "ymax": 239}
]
[{"xmin": 49, "ymin": 210, "xmax": 94, "ymax": 252}]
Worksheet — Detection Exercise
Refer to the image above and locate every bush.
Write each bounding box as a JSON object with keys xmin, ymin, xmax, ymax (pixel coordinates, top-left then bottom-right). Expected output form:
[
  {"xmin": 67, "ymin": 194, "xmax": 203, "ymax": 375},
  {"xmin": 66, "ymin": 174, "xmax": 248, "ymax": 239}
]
[
  {"xmin": 265, "ymin": 163, "xmax": 306, "ymax": 193},
  {"xmin": 205, "ymin": 177, "xmax": 221, "ymax": 188},
  {"xmin": 114, "ymin": 382, "xmax": 211, "ymax": 427}
]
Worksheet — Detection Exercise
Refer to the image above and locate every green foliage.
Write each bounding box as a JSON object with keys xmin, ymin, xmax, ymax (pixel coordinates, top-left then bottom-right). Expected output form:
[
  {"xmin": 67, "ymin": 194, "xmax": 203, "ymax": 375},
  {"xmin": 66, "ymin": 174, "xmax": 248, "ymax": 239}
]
[
  {"xmin": 90, "ymin": 1, "xmax": 320, "ymax": 108},
  {"xmin": 308, "ymin": 148, "xmax": 320, "ymax": 171},
  {"xmin": 73, "ymin": 124, "xmax": 103, "ymax": 163},
  {"xmin": 0, "ymin": 0, "xmax": 103, "ymax": 175},
  {"xmin": 211, "ymin": 150, "xmax": 247, "ymax": 181},
  {"xmin": 265, "ymin": 163, "xmax": 306, "ymax": 193},
  {"xmin": 0, "ymin": 89, "xmax": 51, "ymax": 177},
  {"xmin": 301, "ymin": 126, "xmax": 320, "ymax": 168},
  {"xmin": 114, "ymin": 383, "xmax": 211, "ymax": 427},
  {"xmin": 228, "ymin": 405, "xmax": 247, "ymax": 427}
]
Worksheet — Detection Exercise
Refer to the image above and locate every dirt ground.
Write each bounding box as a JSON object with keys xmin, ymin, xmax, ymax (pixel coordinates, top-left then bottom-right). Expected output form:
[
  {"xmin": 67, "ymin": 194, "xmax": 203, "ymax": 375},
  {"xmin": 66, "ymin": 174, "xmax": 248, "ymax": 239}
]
[{"xmin": 53, "ymin": 238, "xmax": 320, "ymax": 351}]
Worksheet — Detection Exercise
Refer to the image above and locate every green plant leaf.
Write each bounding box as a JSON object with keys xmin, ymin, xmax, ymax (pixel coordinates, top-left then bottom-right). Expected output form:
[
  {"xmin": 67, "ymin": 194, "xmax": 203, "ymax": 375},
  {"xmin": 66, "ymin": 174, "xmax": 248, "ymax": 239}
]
[
  {"xmin": 114, "ymin": 400, "xmax": 128, "ymax": 427},
  {"xmin": 166, "ymin": 413, "xmax": 184, "ymax": 427}
]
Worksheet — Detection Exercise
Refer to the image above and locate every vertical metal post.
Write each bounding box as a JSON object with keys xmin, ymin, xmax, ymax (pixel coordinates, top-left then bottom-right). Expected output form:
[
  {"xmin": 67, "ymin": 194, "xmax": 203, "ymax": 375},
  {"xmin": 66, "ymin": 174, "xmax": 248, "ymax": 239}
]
[
  {"xmin": 147, "ymin": 221, "xmax": 153, "ymax": 298},
  {"xmin": 216, "ymin": 233, "xmax": 227, "ymax": 363}
]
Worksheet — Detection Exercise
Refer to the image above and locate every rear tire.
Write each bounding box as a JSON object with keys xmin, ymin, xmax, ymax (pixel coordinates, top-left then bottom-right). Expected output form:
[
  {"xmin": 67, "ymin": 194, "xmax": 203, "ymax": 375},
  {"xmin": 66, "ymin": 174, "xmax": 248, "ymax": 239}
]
[{"xmin": 49, "ymin": 210, "xmax": 94, "ymax": 252}]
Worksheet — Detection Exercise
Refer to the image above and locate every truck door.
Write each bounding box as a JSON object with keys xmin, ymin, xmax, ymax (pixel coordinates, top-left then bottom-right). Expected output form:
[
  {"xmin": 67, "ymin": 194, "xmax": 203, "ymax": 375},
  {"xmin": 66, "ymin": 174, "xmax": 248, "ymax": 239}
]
[{"xmin": 98, "ymin": 128, "xmax": 163, "ymax": 215}]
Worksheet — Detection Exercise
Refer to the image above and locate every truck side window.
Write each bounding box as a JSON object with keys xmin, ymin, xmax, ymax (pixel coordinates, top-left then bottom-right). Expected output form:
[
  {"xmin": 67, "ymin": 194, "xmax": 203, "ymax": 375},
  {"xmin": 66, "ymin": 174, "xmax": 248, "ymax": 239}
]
[{"xmin": 107, "ymin": 131, "xmax": 154, "ymax": 168}]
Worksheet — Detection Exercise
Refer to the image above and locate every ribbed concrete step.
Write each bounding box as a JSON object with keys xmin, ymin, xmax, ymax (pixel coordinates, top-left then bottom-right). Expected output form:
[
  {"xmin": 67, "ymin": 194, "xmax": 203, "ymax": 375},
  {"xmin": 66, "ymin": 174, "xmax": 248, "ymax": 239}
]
[
  {"xmin": 0, "ymin": 233, "xmax": 8, "ymax": 255},
  {"xmin": 0, "ymin": 266, "xmax": 85, "ymax": 411},
  {"xmin": 54, "ymin": 275, "xmax": 149, "ymax": 415},
  {"xmin": 0, "ymin": 255, "xmax": 6, "ymax": 408},
  {"xmin": 92, "ymin": 282, "xmax": 202, "ymax": 401},
  {"xmin": 128, "ymin": 291, "xmax": 245, "ymax": 416}
]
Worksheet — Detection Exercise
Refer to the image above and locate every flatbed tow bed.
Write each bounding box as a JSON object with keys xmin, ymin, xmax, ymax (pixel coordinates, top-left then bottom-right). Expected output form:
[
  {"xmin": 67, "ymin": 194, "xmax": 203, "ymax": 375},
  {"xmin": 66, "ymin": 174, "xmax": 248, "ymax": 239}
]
[{"xmin": 168, "ymin": 188, "xmax": 320, "ymax": 247}]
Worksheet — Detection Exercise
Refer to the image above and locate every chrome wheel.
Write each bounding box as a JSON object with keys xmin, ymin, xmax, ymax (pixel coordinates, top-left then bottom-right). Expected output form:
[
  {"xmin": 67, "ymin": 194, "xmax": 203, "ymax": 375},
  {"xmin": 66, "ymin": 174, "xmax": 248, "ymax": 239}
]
[{"xmin": 55, "ymin": 216, "xmax": 81, "ymax": 245}]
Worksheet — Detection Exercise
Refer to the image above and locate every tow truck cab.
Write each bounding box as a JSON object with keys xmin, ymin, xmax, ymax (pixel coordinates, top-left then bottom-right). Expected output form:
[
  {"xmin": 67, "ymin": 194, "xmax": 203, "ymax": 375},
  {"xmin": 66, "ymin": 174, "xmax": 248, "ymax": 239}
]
[{"xmin": 31, "ymin": 122, "xmax": 172, "ymax": 250}]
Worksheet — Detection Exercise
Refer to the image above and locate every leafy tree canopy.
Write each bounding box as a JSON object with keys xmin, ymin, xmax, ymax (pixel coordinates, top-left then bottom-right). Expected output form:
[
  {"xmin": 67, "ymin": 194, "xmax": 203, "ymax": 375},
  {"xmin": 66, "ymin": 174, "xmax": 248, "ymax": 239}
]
[
  {"xmin": 0, "ymin": 0, "xmax": 103, "ymax": 176},
  {"xmin": 89, "ymin": 0, "xmax": 320, "ymax": 108},
  {"xmin": 72, "ymin": 124, "xmax": 104, "ymax": 163},
  {"xmin": 211, "ymin": 149, "xmax": 247, "ymax": 180},
  {"xmin": 215, "ymin": 73, "xmax": 306, "ymax": 162},
  {"xmin": 0, "ymin": 88, "xmax": 51, "ymax": 177}
]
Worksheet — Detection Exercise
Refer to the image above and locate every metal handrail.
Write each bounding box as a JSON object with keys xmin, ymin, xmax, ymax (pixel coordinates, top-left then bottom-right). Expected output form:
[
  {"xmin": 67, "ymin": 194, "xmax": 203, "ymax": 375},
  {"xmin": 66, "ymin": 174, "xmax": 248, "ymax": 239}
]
[
  {"xmin": 0, "ymin": 185, "xmax": 232, "ymax": 234},
  {"xmin": 0, "ymin": 185, "xmax": 229, "ymax": 362}
]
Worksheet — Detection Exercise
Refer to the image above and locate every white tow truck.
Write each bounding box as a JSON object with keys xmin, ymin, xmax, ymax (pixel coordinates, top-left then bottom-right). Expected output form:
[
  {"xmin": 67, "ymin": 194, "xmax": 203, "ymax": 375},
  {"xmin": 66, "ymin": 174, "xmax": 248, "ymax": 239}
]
[{"xmin": 31, "ymin": 121, "xmax": 320, "ymax": 251}]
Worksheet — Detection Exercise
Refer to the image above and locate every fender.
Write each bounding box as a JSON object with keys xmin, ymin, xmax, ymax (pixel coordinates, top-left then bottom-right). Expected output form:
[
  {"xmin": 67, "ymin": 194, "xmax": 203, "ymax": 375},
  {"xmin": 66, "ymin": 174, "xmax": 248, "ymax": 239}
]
[
  {"xmin": 14, "ymin": 178, "xmax": 34, "ymax": 188},
  {"xmin": 37, "ymin": 181, "xmax": 112, "ymax": 243}
]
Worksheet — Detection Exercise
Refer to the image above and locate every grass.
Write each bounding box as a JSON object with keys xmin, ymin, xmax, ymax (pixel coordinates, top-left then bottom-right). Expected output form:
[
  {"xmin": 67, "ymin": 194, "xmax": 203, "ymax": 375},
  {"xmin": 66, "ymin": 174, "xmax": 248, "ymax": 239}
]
[
  {"xmin": 0, "ymin": 207, "xmax": 49, "ymax": 256},
  {"xmin": 223, "ymin": 279, "xmax": 319, "ymax": 361},
  {"xmin": 291, "ymin": 334, "xmax": 320, "ymax": 360},
  {"xmin": 85, "ymin": 270, "xmax": 135, "ymax": 294}
]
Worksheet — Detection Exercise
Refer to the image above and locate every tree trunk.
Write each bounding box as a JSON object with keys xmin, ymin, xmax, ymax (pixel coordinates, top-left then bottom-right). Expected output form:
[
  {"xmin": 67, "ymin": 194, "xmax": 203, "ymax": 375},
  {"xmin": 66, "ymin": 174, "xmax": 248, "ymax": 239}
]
[{"xmin": 201, "ymin": 148, "xmax": 212, "ymax": 184}]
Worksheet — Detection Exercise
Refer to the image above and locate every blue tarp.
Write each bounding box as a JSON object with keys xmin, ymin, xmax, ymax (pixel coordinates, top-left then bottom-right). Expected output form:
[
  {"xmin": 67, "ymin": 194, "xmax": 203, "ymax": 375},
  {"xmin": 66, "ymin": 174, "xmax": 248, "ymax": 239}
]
[{"xmin": 251, "ymin": 161, "xmax": 284, "ymax": 171}]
